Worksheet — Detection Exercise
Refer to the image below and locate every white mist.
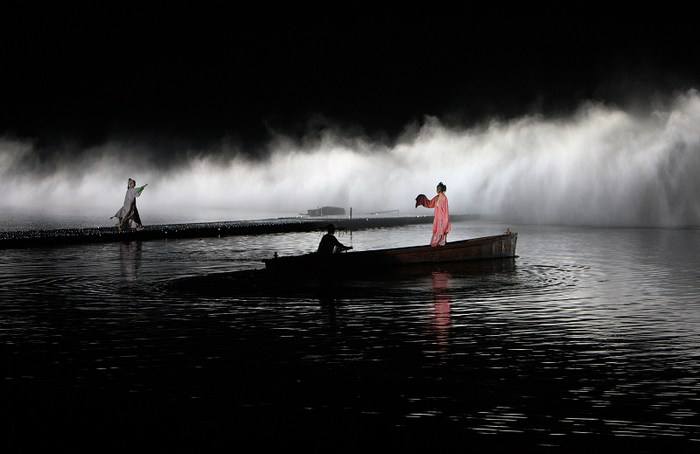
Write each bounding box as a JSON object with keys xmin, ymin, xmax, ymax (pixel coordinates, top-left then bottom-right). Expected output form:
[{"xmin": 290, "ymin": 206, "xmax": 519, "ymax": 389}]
[{"xmin": 1, "ymin": 91, "xmax": 699, "ymax": 228}]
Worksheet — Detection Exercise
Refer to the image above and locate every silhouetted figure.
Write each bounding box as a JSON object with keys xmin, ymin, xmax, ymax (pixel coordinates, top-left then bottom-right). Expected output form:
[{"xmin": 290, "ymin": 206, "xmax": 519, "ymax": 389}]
[
  {"xmin": 111, "ymin": 178, "xmax": 147, "ymax": 231},
  {"xmin": 317, "ymin": 224, "xmax": 352, "ymax": 254}
]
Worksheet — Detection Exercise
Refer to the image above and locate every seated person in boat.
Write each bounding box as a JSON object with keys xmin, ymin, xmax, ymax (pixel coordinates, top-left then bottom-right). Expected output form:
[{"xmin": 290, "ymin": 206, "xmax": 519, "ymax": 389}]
[{"xmin": 317, "ymin": 224, "xmax": 352, "ymax": 254}]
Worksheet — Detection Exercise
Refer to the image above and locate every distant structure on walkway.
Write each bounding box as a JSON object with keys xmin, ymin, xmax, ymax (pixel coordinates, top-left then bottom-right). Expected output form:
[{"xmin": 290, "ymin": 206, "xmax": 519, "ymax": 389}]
[
  {"xmin": 366, "ymin": 209, "xmax": 400, "ymax": 216},
  {"xmin": 307, "ymin": 206, "xmax": 346, "ymax": 217}
]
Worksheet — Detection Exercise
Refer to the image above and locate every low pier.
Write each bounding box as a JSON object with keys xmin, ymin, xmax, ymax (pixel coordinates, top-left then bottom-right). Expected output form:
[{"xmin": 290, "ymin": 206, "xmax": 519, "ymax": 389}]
[{"xmin": 0, "ymin": 215, "xmax": 478, "ymax": 249}]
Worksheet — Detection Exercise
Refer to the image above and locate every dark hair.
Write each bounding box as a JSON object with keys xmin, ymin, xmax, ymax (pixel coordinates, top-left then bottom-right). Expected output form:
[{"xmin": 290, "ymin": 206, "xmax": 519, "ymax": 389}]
[
  {"xmin": 437, "ymin": 182, "xmax": 447, "ymax": 193},
  {"xmin": 326, "ymin": 224, "xmax": 336, "ymax": 234}
]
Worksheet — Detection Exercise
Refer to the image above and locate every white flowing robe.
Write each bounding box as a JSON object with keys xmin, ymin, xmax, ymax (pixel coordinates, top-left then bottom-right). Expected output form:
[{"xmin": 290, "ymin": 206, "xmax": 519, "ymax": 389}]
[{"xmin": 112, "ymin": 186, "xmax": 145, "ymax": 228}]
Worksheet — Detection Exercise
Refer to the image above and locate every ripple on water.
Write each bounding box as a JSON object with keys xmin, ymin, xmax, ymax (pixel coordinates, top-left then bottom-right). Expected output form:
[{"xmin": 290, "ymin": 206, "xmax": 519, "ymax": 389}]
[{"xmin": 1, "ymin": 222, "xmax": 700, "ymax": 448}]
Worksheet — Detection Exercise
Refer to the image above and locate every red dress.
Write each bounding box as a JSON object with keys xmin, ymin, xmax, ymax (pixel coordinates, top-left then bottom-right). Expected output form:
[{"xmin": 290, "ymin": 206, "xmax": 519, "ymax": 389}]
[{"xmin": 424, "ymin": 194, "xmax": 451, "ymax": 247}]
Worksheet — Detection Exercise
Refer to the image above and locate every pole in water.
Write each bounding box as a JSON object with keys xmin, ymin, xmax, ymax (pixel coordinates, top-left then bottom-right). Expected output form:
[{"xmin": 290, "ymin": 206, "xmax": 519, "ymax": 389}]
[{"xmin": 349, "ymin": 207, "xmax": 353, "ymax": 247}]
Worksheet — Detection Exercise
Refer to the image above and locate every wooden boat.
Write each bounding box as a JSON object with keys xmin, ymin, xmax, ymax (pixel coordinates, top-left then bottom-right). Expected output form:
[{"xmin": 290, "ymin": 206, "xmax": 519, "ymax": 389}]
[{"xmin": 264, "ymin": 232, "xmax": 517, "ymax": 275}]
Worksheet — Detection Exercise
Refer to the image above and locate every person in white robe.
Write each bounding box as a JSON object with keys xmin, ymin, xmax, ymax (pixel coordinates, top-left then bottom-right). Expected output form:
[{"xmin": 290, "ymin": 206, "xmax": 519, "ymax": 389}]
[{"xmin": 111, "ymin": 178, "xmax": 147, "ymax": 231}]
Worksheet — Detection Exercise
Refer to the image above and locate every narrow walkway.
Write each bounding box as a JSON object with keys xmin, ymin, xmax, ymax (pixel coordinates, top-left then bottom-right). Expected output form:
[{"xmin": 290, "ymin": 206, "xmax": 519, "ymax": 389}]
[{"xmin": 1, "ymin": 215, "xmax": 479, "ymax": 249}]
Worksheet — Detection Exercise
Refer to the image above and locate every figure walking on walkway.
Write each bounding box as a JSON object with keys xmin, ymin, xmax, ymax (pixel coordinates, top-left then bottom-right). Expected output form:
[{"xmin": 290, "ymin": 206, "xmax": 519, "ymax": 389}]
[{"xmin": 111, "ymin": 178, "xmax": 147, "ymax": 231}]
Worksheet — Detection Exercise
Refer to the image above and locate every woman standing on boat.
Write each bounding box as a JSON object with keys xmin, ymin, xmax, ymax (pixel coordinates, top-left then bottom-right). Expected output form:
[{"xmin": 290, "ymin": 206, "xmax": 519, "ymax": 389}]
[{"xmin": 416, "ymin": 182, "xmax": 451, "ymax": 247}]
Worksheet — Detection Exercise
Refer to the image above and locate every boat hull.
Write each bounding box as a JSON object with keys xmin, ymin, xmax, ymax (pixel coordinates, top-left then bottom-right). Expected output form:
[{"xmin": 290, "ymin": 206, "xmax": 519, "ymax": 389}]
[{"xmin": 264, "ymin": 232, "xmax": 517, "ymax": 274}]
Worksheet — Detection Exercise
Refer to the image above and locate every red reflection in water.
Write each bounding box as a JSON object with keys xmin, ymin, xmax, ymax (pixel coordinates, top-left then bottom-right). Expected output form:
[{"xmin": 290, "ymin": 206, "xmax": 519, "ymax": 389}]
[{"xmin": 432, "ymin": 271, "xmax": 451, "ymax": 347}]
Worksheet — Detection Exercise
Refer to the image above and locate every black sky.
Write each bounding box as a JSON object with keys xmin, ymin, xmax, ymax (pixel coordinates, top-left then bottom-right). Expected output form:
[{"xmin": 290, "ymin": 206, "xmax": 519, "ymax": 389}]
[{"xmin": 1, "ymin": 3, "xmax": 699, "ymax": 152}]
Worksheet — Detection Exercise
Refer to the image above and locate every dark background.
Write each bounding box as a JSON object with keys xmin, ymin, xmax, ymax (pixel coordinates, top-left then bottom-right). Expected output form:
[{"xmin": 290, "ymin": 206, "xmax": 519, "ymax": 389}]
[{"xmin": 1, "ymin": 3, "xmax": 699, "ymax": 152}]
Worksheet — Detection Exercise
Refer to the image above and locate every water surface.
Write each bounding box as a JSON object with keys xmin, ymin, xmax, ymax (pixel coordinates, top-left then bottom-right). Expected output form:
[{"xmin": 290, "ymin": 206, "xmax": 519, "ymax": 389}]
[{"xmin": 2, "ymin": 221, "xmax": 699, "ymax": 452}]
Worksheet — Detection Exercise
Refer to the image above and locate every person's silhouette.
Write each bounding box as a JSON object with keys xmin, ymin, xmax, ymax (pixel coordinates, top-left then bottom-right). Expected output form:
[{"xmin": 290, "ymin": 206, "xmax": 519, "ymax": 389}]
[{"xmin": 317, "ymin": 224, "xmax": 352, "ymax": 254}]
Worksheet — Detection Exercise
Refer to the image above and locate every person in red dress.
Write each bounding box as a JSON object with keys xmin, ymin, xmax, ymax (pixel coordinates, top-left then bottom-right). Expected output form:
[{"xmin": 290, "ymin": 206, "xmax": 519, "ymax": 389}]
[{"xmin": 415, "ymin": 182, "xmax": 451, "ymax": 247}]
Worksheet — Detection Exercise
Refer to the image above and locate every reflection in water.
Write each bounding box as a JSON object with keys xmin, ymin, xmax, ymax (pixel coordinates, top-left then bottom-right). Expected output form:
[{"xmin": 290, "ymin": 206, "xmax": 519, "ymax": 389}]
[
  {"xmin": 1, "ymin": 222, "xmax": 700, "ymax": 451},
  {"xmin": 431, "ymin": 271, "xmax": 451, "ymax": 348},
  {"xmin": 119, "ymin": 241, "xmax": 142, "ymax": 282},
  {"xmin": 320, "ymin": 297, "xmax": 338, "ymax": 332}
]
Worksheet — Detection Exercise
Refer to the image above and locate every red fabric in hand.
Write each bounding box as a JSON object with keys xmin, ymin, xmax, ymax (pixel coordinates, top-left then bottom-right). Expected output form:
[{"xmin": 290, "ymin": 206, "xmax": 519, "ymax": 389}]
[{"xmin": 415, "ymin": 194, "xmax": 429, "ymax": 208}]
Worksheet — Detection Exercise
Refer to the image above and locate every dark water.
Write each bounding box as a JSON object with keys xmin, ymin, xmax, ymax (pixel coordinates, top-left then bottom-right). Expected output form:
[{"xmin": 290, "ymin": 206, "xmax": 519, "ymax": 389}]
[{"xmin": 2, "ymin": 221, "xmax": 700, "ymax": 452}]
